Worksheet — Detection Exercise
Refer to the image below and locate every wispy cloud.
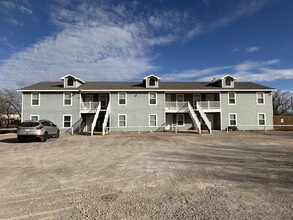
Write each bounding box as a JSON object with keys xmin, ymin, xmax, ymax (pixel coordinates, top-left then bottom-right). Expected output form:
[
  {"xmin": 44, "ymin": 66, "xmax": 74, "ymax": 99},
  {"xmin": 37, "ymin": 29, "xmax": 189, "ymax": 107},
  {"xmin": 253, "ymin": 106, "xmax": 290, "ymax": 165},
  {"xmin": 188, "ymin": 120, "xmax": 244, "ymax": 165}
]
[
  {"xmin": 246, "ymin": 46, "xmax": 259, "ymax": 53},
  {"xmin": 0, "ymin": 0, "xmax": 282, "ymax": 88},
  {"xmin": 0, "ymin": 1, "xmax": 183, "ymax": 88},
  {"xmin": 163, "ymin": 59, "xmax": 293, "ymax": 83}
]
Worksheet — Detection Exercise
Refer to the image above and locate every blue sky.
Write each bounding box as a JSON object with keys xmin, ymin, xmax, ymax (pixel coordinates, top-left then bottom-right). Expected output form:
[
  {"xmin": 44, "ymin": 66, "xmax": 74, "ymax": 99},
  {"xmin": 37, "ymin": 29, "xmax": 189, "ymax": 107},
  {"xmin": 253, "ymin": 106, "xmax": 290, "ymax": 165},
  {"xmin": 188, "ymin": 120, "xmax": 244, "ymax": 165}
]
[{"xmin": 0, "ymin": 0, "xmax": 293, "ymax": 90}]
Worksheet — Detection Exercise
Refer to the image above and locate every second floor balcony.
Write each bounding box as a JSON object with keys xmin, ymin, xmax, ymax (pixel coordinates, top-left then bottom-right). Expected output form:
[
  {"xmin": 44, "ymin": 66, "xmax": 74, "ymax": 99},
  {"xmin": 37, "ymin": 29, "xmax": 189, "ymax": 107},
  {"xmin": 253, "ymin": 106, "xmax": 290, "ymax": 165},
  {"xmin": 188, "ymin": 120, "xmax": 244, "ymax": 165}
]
[{"xmin": 165, "ymin": 101, "xmax": 221, "ymax": 112}]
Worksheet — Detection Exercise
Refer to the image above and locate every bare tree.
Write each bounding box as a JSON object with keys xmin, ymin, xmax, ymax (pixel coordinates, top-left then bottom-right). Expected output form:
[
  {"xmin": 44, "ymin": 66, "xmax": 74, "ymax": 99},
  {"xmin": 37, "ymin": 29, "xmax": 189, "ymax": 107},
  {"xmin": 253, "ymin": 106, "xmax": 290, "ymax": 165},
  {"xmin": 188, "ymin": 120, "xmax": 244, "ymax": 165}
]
[
  {"xmin": 273, "ymin": 90, "xmax": 293, "ymax": 115},
  {"xmin": 0, "ymin": 88, "xmax": 21, "ymax": 123}
]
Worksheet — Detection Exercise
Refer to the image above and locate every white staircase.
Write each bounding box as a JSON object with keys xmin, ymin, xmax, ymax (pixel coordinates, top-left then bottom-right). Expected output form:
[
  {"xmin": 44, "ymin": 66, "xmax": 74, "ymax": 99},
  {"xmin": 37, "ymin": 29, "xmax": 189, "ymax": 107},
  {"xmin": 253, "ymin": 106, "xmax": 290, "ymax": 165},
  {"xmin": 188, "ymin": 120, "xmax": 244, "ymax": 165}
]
[
  {"xmin": 91, "ymin": 102, "xmax": 101, "ymax": 136},
  {"xmin": 197, "ymin": 102, "xmax": 212, "ymax": 134},
  {"xmin": 187, "ymin": 102, "xmax": 202, "ymax": 134},
  {"xmin": 102, "ymin": 103, "xmax": 111, "ymax": 136}
]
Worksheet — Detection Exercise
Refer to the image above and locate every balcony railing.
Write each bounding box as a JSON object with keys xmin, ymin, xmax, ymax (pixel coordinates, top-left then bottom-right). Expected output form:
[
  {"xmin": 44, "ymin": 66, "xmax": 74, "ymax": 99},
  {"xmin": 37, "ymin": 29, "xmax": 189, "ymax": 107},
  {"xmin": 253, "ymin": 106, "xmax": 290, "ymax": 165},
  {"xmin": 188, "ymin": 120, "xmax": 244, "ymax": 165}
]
[
  {"xmin": 80, "ymin": 102, "xmax": 100, "ymax": 110},
  {"xmin": 197, "ymin": 101, "xmax": 220, "ymax": 110},
  {"xmin": 165, "ymin": 101, "xmax": 220, "ymax": 111},
  {"xmin": 165, "ymin": 101, "xmax": 188, "ymax": 111}
]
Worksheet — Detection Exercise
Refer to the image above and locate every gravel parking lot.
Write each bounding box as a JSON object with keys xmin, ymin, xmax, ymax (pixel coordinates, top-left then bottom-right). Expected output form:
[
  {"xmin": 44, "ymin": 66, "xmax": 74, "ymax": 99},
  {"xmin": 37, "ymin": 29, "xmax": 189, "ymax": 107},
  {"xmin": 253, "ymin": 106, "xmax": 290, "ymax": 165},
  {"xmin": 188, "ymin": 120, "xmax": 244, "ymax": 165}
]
[{"xmin": 0, "ymin": 131, "xmax": 292, "ymax": 219}]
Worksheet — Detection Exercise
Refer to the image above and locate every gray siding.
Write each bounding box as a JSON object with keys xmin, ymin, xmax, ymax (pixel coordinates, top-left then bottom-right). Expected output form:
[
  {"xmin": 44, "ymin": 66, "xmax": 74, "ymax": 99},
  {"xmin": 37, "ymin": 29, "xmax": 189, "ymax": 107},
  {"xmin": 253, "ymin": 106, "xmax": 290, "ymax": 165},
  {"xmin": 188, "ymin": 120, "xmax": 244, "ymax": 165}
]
[
  {"xmin": 220, "ymin": 92, "xmax": 273, "ymax": 130},
  {"xmin": 22, "ymin": 92, "xmax": 81, "ymax": 132},
  {"xmin": 110, "ymin": 92, "xmax": 165, "ymax": 132}
]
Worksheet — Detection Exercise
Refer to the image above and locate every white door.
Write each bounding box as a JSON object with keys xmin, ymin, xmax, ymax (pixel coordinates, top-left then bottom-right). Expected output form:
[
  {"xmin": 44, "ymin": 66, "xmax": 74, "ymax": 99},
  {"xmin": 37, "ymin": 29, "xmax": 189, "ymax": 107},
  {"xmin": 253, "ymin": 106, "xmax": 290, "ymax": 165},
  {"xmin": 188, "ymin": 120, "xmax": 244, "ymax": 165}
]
[
  {"xmin": 207, "ymin": 114, "xmax": 214, "ymax": 130},
  {"xmin": 166, "ymin": 114, "xmax": 173, "ymax": 130},
  {"xmin": 85, "ymin": 115, "xmax": 94, "ymax": 132},
  {"xmin": 193, "ymin": 94, "xmax": 201, "ymax": 108},
  {"xmin": 176, "ymin": 94, "xmax": 184, "ymax": 109},
  {"xmin": 99, "ymin": 94, "xmax": 108, "ymax": 108},
  {"xmin": 206, "ymin": 94, "xmax": 214, "ymax": 101}
]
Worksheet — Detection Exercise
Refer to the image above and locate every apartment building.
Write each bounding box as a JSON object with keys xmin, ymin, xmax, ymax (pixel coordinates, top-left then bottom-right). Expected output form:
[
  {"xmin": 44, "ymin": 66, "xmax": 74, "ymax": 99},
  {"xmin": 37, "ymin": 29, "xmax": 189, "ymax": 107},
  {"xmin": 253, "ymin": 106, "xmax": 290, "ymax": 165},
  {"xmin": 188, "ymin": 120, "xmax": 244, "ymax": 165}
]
[{"xmin": 19, "ymin": 74, "xmax": 275, "ymax": 134}]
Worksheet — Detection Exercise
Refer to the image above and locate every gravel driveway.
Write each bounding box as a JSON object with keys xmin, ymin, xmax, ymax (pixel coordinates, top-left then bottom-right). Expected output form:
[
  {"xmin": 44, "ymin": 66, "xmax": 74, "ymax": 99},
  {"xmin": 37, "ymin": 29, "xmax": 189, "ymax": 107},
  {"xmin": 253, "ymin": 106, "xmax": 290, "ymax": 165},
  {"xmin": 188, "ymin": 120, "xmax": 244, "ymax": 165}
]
[{"xmin": 0, "ymin": 131, "xmax": 292, "ymax": 219}]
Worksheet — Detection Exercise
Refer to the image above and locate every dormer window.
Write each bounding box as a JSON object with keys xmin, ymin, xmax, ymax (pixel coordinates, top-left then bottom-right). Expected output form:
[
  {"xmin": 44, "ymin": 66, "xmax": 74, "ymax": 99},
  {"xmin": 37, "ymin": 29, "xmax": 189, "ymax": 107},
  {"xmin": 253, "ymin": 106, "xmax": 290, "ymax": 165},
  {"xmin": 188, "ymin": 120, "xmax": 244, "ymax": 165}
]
[
  {"xmin": 225, "ymin": 78, "xmax": 232, "ymax": 87},
  {"xmin": 67, "ymin": 77, "xmax": 74, "ymax": 87},
  {"xmin": 60, "ymin": 74, "xmax": 85, "ymax": 88},
  {"xmin": 143, "ymin": 74, "xmax": 161, "ymax": 88},
  {"xmin": 220, "ymin": 75, "xmax": 237, "ymax": 88},
  {"xmin": 149, "ymin": 78, "xmax": 156, "ymax": 86}
]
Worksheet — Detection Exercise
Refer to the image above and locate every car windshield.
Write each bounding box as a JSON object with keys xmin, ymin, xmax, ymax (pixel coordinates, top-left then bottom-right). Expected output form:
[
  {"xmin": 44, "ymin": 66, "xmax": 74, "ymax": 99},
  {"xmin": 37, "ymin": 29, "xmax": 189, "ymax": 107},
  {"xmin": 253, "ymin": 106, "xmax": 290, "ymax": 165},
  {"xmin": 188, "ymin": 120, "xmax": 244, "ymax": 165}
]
[{"xmin": 20, "ymin": 122, "xmax": 39, "ymax": 127}]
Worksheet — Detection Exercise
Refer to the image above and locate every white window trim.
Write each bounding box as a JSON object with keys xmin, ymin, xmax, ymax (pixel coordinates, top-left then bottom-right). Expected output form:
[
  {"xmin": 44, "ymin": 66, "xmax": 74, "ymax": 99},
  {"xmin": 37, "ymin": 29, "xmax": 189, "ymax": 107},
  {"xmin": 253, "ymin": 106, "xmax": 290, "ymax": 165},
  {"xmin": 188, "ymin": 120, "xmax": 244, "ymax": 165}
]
[
  {"xmin": 63, "ymin": 92, "xmax": 72, "ymax": 106},
  {"xmin": 118, "ymin": 114, "xmax": 127, "ymax": 127},
  {"xmin": 223, "ymin": 78, "xmax": 234, "ymax": 88},
  {"xmin": 256, "ymin": 92, "xmax": 265, "ymax": 105},
  {"xmin": 118, "ymin": 92, "xmax": 127, "ymax": 106},
  {"xmin": 149, "ymin": 114, "xmax": 157, "ymax": 127},
  {"xmin": 30, "ymin": 115, "xmax": 39, "ymax": 121},
  {"xmin": 176, "ymin": 114, "xmax": 185, "ymax": 127},
  {"xmin": 149, "ymin": 92, "xmax": 157, "ymax": 106},
  {"xmin": 258, "ymin": 113, "xmax": 266, "ymax": 125},
  {"xmin": 63, "ymin": 114, "xmax": 72, "ymax": 128},
  {"xmin": 66, "ymin": 78, "xmax": 75, "ymax": 87},
  {"xmin": 148, "ymin": 78, "xmax": 158, "ymax": 87},
  {"xmin": 228, "ymin": 92, "xmax": 236, "ymax": 105},
  {"xmin": 31, "ymin": 93, "xmax": 40, "ymax": 106},
  {"xmin": 229, "ymin": 113, "xmax": 237, "ymax": 126}
]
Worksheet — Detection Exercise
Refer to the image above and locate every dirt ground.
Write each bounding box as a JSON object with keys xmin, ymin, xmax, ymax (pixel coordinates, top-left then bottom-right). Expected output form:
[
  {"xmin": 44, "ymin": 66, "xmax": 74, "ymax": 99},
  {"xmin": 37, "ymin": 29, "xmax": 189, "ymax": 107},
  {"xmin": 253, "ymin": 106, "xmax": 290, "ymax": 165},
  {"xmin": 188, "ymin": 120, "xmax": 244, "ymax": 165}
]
[{"xmin": 0, "ymin": 131, "xmax": 292, "ymax": 220}]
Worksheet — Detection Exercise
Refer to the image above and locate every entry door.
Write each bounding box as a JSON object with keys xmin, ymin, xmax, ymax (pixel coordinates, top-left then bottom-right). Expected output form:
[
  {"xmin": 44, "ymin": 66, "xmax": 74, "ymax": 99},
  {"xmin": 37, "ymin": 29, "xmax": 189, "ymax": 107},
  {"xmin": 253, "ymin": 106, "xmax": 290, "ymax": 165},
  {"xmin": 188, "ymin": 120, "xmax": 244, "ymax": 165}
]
[
  {"xmin": 85, "ymin": 94, "xmax": 93, "ymax": 102},
  {"xmin": 206, "ymin": 94, "xmax": 214, "ymax": 101},
  {"xmin": 166, "ymin": 114, "xmax": 173, "ymax": 130},
  {"xmin": 193, "ymin": 94, "xmax": 201, "ymax": 108},
  {"xmin": 207, "ymin": 114, "xmax": 214, "ymax": 130},
  {"xmin": 176, "ymin": 94, "xmax": 184, "ymax": 109},
  {"xmin": 99, "ymin": 94, "xmax": 108, "ymax": 108}
]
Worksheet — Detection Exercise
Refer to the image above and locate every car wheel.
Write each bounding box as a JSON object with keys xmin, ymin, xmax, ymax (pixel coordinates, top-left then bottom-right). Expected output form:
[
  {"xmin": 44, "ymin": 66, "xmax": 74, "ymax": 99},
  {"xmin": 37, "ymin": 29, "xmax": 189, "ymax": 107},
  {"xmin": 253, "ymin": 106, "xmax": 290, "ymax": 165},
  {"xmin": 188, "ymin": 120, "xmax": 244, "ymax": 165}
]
[
  {"xmin": 55, "ymin": 130, "xmax": 60, "ymax": 138},
  {"xmin": 41, "ymin": 132, "xmax": 48, "ymax": 142}
]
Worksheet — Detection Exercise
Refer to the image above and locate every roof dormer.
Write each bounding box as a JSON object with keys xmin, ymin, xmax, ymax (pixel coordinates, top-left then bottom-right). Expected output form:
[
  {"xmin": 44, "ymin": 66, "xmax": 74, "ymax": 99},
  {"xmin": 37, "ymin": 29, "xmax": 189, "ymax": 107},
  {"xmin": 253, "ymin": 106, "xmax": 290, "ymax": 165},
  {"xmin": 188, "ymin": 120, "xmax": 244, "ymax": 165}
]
[
  {"xmin": 220, "ymin": 75, "xmax": 237, "ymax": 88},
  {"xmin": 60, "ymin": 74, "xmax": 85, "ymax": 88},
  {"xmin": 143, "ymin": 74, "xmax": 161, "ymax": 88}
]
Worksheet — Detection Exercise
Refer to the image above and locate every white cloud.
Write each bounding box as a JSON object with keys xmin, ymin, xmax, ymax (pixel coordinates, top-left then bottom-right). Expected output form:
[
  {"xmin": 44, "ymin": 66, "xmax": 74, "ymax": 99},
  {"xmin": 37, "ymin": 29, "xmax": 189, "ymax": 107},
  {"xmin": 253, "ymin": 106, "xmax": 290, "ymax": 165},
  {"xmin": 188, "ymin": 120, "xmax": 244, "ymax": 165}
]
[
  {"xmin": 0, "ymin": 1, "xmax": 180, "ymax": 88},
  {"xmin": 0, "ymin": 0, "xmax": 283, "ymax": 88},
  {"xmin": 163, "ymin": 59, "xmax": 293, "ymax": 83},
  {"xmin": 246, "ymin": 46, "xmax": 259, "ymax": 53}
]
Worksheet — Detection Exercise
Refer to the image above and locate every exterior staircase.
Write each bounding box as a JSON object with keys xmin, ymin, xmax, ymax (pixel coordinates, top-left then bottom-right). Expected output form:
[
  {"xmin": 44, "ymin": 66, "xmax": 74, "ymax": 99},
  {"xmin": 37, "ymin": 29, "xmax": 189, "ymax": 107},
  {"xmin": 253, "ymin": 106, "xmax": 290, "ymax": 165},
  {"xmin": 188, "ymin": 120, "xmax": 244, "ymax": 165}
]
[
  {"xmin": 91, "ymin": 102, "xmax": 101, "ymax": 136},
  {"xmin": 196, "ymin": 102, "xmax": 212, "ymax": 134},
  {"xmin": 102, "ymin": 103, "xmax": 111, "ymax": 135},
  {"xmin": 187, "ymin": 102, "xmax": 201, "ymax": 134}
]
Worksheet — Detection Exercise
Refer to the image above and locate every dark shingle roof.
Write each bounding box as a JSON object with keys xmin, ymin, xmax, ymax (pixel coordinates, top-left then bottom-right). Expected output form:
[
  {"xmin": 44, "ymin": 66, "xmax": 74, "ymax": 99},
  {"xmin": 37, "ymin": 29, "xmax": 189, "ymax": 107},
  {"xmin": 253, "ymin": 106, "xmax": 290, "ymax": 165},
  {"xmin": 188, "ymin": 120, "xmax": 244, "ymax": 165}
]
[{"xmin": 19, "ymin": 81, "xmax": 274, "ymax": 91}]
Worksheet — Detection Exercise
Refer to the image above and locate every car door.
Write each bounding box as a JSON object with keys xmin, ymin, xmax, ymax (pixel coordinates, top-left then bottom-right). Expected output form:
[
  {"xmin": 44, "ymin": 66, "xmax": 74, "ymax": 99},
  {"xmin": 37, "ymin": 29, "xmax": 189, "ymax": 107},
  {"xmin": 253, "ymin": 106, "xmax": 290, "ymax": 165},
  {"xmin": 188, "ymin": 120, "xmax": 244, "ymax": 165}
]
[{"xmin": 43, "ymin": 121, "xmax": 54, "ymax": 136}]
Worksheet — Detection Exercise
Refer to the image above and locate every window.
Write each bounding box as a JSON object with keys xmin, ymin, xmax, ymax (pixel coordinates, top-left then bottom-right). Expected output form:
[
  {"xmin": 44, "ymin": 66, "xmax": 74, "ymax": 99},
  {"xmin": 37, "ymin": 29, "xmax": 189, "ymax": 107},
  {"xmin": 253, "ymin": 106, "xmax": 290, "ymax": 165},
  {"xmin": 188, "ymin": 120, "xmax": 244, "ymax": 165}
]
[
  {"xmin": 228, "ymin": 92, "xmax": 236, "ymax": 105},
  {"xmin": 225, "ymin": 78, "xmax": 232, "ymax": 86},
  {"xmin": 31, "ymin": 93, "xmax": 40, "ymax": 106},
  {"xmin": 257, "ymin": 93, "xmax": 265, "ymax": 104},
  {"xmin": 67, "ymin": 77, "xmax": 74, "ymax": 86},
  {"xmin": 118, "ymin": 92, "xmax": 127, "ymax": 105},
  {"xmin": 30, "ymin": 115, "xmax": 39, "ymax": 121},
  {"xmin": 118, "ymin": 114, "xmax": 127, "ymax": 127},
  {"xmin": 64, "ymin": 93, "xmax": 72, "ymax": 106},
  {"xmin": 149, "ymin": 92, "xmax": 157, "ymax": 105},
  {"xmin": 229, "ymin": 113, "xmax": 237, "ymax": 126},
  {"xmin": 63, "ymin": 115, "xmax": 72, "ymax": 128},
  {"xmin": 258, "ymin": 113, "xmax": 266, "ymax": 125},
  {"xmin": 149, "ymin": 78, "xmax": 156, "ymax": 86},
  {"xmin": 149, "ymin": 114, "xmax": 157, "ymax": 127},
  {"xmin": 177, "ymin": 114, "xmax": 184, "ymax": 126}
]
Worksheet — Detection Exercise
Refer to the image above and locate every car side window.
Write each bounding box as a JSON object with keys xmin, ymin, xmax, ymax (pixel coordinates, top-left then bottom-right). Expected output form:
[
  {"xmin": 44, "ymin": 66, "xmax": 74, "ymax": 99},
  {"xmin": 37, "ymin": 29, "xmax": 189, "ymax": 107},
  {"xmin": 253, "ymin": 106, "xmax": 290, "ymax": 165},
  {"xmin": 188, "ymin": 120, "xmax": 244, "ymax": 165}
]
[{"xmin": 41, "ymin": 122, "xmax": 46, "ymax": 126}]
